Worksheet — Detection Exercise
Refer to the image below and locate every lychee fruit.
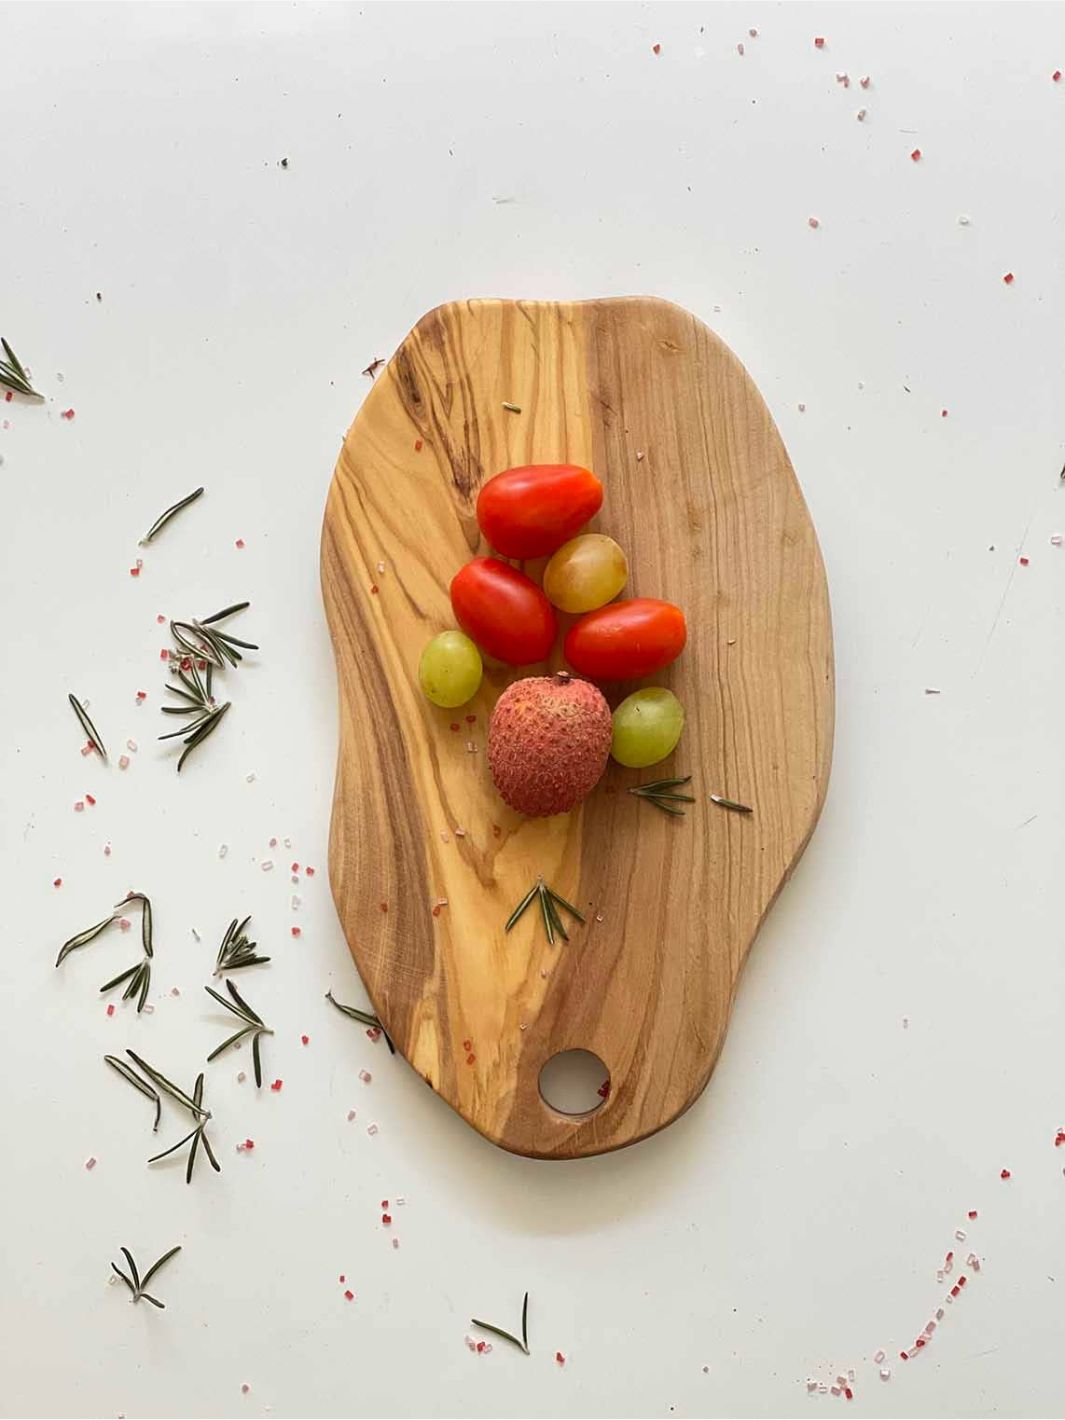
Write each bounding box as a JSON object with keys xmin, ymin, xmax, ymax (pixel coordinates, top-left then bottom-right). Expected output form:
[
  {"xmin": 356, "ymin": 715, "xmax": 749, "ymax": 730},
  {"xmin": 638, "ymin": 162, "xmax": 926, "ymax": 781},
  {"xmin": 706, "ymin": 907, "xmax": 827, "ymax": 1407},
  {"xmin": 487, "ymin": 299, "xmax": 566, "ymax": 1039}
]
[{"xmin": 488, "ymin": 672, "xmax": 612, "ymax": 817}]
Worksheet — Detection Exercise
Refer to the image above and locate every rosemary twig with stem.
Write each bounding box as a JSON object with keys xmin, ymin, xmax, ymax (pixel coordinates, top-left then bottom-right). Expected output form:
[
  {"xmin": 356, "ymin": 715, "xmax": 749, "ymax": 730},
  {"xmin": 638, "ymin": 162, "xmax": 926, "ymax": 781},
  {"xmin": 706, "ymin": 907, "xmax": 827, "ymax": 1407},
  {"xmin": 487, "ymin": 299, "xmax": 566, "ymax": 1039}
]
[
  {"xmin": 140, "ymin": 486, "xmax": 205, "ymax": 545},
  {"xmin": 709, "ymin": 793, "xmax": 753, "ymax": 814},
  {"xmin": 629, "ymin": 774, "xmax": 697, "ymax": 817},
  {"xmin": 471, "ymin": 1290, "xmax": 530, "ymax": 1355},
  {"xmin": 104, "ymin": 1054, "xmax": 162, "ymax": 1131},
  {"xmin": 159, "ymin": 602, "xmax": 255, "ymax": 771},
  {"xmin": 69, "ymin": 692, "xmax": 107, "ymax": 759},
  {"xmin": 159, "ymin": 656, "xmax": 230, "ymax": 773},
  {"xmin": 205, "ymin": 979, "xmax": 273, "ymax": 1087},
  {"xmin": 144, "ymin": 1068, "xmax": 220, "ymax": 1184},
  {"xmin": 111, "ymin": 1245, "xmax": 181, "ymax": 1309},
  {"xmin": 214, "ymin": 915, "xmax": 270, "ymax": 974},
  {"xmin": 505, "ymin": 879, "xmax": 584, "ymax": 947},
  {"xmin": 0, "ymin": 337, "xmax": 41, "ymax": 398},
  {"xmin": 99, "ymin": 892, "xmax": 154, "ymax": 1013},
  {"xmin": 325, "ymin": 990, "xmax": 395, "ymax": 1054}
]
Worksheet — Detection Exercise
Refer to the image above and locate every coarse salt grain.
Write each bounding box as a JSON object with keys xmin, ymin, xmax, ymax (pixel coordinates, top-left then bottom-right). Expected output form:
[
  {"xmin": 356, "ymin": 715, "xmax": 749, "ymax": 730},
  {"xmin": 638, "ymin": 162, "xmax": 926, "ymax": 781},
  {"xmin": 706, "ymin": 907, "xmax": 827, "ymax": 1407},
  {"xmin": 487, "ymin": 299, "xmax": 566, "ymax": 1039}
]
[
  {"xmin": 119, "ymin": 917, "xmax": 132, "ymax": 931},
  {"xmin": 74, "ymin": 801, "xmax": 85, "ymax": 812},
  {"xmin": 955, "ymin": 1229, "xmax": 966, "ymax": 1241},
  {"xmin": 814, "ymin": 36, "xmax": 825, "ymax": 48},
  {"xmin": 85, "ymin": 793, "xmax": 96, "ymax": 806},
  {"xmin": 737, "ymin": 42, "xmax": 744, "ymax": 55},
  {"xmin": 367, "ymin": 1123, "xmax": 378, "ymax": 1135},
  {"xmin": 347, "ymin": 1109, "xmax": 356, "ymax": 1121},
  {"xmin": 305, "ymin": 866, "xmax": 315, "ymax": 876},
  {"xmin": 291, "ymin": 926, "xmax": 302, "ymax": 938},
  {"xmin": 880, "ymin": 1368, "xmax": 891, "ymax": 1381},
  {"xmin": 261, "ymin": 860, "xmax": 274, "ymax": 871},
  {"xmin": 270, "ymin": 1079, "xmax": 283, "ymax": 1091},
  {"xmin": 1051, "ymin": 535, "xmax": 1063, "ymax": 546},
  {"xmin": 874, "ymin": 1350, "xmax": 885, "ymax": 1364},
  {"xmin": 126, "ymin": 739, "xmax": 137, "ymax": 753},
  {"xmin": 119, "ymin": 755, "xmax": 130, "ymax": 770},
  {"xmin": 106, "ymin": 1004, "xmax": 115, "ymax": 1017},
  {"xmin": 359, "ymin": 1070, "xmax": 372, "ymax": 1084},
  {"xmin": 291, "ymin": 894, "xmax": 301, "ymax": 908},
  {"xmin": 344, "ymin": 1289, "xmax": 354, "ymax": 1301},
  {"xmin": 103, "ymin": 844, "xmax": 111, "ymax": 856},
  {"xmin": 85, "ymin": 1156, "xmax": 97, "ymax": 1170},
  {"xmin": 237, "ymin": 1071, "xmax": 246, "ymax": 1083},
  {"xmin": 808, "ymin": 216, "xmax": 820, "ymax": 229},
  {"xmin": 556, "ymin": 1352, "xmax": 566, "ymax": 1366},
  {"xmin": 911, "ymin": 148, "xmax": 922, "ymax": 161},
  {"xmin": 241, "ymin": 1383, "xmax": 250, "ymax": 1394},
  {"xmin": 857, "ymin": 108, "xmax": 867, "ymax": 120},
  {"xmin": 218, "ymin": 844, "xmax": 229, "ymax": 859},
  {"xmin": 392, "ymin": 1237, "xmax": 399, "ymax": 1249},
  {"xmin": 1003, "ymin": 272, "xmax": 1014, "ymax": 284}
]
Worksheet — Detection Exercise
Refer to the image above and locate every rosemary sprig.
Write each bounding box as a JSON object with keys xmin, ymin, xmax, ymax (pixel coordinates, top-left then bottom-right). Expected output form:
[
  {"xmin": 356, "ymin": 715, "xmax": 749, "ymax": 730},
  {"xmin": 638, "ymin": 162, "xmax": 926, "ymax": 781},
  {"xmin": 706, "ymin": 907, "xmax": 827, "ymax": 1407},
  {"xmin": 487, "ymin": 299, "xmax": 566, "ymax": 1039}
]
[
  {"xmin": 139, "ymin": 487, "xmax": 205, "ymax": 545},
  {"xmin": 205, "ymin": 980, "xmax": 273, "ymax": 1087},
  {"xmin": 99, "ymin": 892, "xmax": 154, "ymax": 1013},
  {"xmin": 325, "ymin": 990, "xmax": 395, "ymax": 1053},
  {"xmin": 505, "ymin": 879, "xmax": 584, "ymax": 947},
  {"xmin": 69, "ymin": 692, "xmax": 107, "ymax": 759},
  {"xmin": 0, "ymin": 337, "xmax": 41, "ymax": 398},
  {"xmin": 214, "ymin": 915, "xmax": 270, "ymax": 974},
  {"xmin": 629, "ymin": 775, "xmax": 697, "ymax": 817},
  {"xmin": 471, "ymin": 1290, "xmax": 530, "ymax": 1355},
  {"xmin": 146, "ymin": 1070, "xmax": 220, "ymax": 1184},
  {"xmin": 111, "ymin": 1245, "xmax": 181, "ymax": 1309},
  {"xmin": 55, "ymin": 893, "xmax": 154, "ymax": 1012},
  {"xmin": 159, "ymin": 603, "xmax": 254, "ymax": 771},
  {"xmin": 104, "ymin": 1054, "xmax": 162, "ymax": 1131},
  {"xmin": 710, "ymin": 793, "xmax": 753, "ymax": 814}
]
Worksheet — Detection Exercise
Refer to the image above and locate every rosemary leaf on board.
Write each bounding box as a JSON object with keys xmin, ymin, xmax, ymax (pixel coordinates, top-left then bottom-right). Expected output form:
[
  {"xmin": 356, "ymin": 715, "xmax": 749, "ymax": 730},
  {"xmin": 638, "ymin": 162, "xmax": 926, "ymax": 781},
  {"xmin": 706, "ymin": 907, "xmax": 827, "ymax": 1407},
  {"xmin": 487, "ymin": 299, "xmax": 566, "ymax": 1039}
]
[
  {"xmin": 139, "ymin": 487, "xmax": 205, "ymax": 545},
  {"xmin": 506, "ymin": 879, "xmax": 584, "ymax": 945},
  {"xmin": 709, "ymin": 793, "xmax": 753, "ymax": 814},
  {"xmin": 68, "ymin": 693, "xmax": 107, "ymax": 759}
]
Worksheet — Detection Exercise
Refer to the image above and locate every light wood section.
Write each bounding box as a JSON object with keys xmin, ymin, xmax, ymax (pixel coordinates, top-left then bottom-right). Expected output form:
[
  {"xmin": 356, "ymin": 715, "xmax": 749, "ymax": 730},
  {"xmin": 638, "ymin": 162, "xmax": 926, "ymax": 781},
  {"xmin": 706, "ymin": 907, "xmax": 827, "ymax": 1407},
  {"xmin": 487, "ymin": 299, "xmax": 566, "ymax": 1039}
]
[{"xmin": 321, "ymin": 297, "xmax": 833, "ymax": 1159}]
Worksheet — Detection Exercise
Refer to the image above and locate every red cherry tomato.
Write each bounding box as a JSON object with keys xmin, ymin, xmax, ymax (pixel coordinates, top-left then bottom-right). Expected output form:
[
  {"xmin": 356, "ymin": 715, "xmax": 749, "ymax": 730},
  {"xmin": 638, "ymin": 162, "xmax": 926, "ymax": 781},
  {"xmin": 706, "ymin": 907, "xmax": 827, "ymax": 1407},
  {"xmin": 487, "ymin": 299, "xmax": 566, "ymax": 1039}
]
[
  {"xmin": 450, "ymin": 557, "xmax": 557, "ymax": 666},
  {"xmin": 564, "ymin": 598, "xmax": 687, "ymax": 679},
  {"xmin": 477, "ymin": 464, "xmax": 603, "ymax": 559}
]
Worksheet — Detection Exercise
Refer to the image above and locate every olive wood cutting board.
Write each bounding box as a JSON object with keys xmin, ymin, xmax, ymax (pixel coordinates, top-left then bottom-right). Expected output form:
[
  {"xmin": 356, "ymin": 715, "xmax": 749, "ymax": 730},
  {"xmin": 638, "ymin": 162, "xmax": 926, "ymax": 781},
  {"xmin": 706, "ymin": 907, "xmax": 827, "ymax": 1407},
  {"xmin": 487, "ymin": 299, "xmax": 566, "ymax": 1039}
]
[{"xmin": 321, "ymin": 296, "xmax": 833, "ymax": 1159}]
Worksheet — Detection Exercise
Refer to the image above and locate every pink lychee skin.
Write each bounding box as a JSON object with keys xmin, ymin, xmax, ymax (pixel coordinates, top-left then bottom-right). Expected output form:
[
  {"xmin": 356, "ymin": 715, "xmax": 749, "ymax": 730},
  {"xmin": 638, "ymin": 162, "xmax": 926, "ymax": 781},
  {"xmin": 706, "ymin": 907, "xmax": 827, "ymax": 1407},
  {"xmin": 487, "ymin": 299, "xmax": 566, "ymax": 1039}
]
[{"xmin": 487, "ymin": 673, "xmax": 612, "ymax": 817}]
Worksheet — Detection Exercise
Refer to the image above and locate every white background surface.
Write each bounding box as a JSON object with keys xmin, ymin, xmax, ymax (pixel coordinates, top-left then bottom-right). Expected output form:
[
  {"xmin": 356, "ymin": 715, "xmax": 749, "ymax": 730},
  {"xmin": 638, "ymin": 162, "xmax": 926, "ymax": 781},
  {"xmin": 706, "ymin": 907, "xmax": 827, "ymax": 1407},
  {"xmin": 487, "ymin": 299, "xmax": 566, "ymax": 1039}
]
[{"xmin": 2, "ymin": 3, "xmax": 1064, "ymax": 1417}]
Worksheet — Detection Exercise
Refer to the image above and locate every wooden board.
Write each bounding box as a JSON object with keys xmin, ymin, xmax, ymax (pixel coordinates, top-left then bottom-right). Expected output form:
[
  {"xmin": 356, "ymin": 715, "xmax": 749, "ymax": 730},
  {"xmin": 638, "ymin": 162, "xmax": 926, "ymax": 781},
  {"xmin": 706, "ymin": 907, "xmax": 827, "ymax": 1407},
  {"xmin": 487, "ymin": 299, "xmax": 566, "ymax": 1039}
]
[{"xmin": 321, "ymin": 297, "xmax": 833, "ymax": 1159}]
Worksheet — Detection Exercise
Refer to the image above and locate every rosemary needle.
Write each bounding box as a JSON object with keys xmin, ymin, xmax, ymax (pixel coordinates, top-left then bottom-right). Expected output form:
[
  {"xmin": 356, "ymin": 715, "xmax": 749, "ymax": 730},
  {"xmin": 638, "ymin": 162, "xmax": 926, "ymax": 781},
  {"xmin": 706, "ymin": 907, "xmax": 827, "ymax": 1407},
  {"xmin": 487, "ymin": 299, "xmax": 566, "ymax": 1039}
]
[
  {"xmin": 69, "ymin": 693, "xmax": 107, "ymax": 759},
  {"xmin": 505, "ymin": 879, "xmax": 584, "ymax": 946},
  {"xmin": 471, "ymin": 1290, "xmax": 530, "ymax": 1354},
  {"xmin": 139, "ymin": 487, "xmax": 205, "ymax": 545},
  {"xmin": 709, "ymin": 793, "xmax": 753, "ymax": 814}
]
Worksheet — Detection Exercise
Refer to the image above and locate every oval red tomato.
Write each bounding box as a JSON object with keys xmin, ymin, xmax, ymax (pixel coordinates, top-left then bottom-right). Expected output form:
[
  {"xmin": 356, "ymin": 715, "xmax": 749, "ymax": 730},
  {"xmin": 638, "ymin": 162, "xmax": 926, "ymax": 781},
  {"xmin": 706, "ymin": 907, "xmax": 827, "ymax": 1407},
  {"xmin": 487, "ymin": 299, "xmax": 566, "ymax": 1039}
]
[
  {"xmin": 564, "ymin": 598, "xmax": 687, "ymax": 679},
  {"xmin": 450, "ymin": 557, "xmax": 557, "ymax": 666},
  {"xmin": 477, "ymin": 464, "xmax": 603, "ymax": 559}
]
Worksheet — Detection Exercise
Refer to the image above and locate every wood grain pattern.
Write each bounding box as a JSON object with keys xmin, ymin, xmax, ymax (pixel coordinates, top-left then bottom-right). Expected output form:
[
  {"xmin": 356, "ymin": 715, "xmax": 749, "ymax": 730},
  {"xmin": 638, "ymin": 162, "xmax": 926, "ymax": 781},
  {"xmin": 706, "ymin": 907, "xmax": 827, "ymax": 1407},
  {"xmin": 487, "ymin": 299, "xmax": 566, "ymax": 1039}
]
[{"xmin": 321, "ymin": 297, "xmax": 833, "ymax": 1159}]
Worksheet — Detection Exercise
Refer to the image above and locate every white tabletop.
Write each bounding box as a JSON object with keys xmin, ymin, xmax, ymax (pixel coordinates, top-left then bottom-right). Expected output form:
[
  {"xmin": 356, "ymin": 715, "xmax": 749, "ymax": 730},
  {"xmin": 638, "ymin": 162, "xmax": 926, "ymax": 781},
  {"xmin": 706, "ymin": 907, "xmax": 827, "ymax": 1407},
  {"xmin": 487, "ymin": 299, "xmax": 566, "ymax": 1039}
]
[{"xmin": 3, "ymin": 4, "xmax": 1064, "ymax": 1417}]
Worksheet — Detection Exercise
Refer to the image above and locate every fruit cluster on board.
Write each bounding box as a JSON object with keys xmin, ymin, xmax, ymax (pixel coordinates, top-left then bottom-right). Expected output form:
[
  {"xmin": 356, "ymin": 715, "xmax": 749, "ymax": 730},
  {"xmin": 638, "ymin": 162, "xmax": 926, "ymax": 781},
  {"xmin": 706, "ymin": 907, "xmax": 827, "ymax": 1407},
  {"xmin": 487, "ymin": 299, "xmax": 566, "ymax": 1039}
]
[{"xmin": 418, "ymin": 464, "xmax": 688, "ymax": 817}]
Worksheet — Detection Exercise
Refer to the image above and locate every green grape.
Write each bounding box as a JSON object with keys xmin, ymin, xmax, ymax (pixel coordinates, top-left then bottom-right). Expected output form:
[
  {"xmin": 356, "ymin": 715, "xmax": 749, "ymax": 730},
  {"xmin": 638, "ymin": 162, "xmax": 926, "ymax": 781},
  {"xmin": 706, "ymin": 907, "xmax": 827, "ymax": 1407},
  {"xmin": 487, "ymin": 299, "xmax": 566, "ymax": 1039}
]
[
  {"xmin": 543, "ymin": 534, "xmax": 628, "ymax": 614},
  {"xmin": 419, "ymin": 631, "xmax": 483, "ymax": 708},
  {"xmin": 611, "ymin": 688, "xmax": 685, "ymax": 768}
]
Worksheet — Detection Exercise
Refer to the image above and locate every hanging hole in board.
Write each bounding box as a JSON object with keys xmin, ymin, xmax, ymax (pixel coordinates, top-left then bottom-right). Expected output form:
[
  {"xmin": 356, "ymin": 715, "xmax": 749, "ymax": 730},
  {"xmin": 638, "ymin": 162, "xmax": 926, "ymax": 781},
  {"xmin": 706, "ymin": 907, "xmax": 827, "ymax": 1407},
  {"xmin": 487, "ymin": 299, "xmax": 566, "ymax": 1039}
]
[{"xmin": 538, "ymin": 1049, "xmax": 610, "ymax": 1116}]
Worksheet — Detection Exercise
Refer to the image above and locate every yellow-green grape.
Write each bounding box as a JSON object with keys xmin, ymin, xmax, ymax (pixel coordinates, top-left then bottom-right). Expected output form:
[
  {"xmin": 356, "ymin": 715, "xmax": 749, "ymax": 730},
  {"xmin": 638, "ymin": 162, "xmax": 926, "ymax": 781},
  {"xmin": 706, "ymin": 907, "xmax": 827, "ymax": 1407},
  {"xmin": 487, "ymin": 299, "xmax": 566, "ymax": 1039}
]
[
  {"xmin": 611, "ymin": 688, "xmax": 685, "ymax": 768},
  {"xmin": 419, "ymin": 631, "xmax": 483, "ymax": 708},
  {"xmin": 542, "ymin": 534, "xmax": 628, "ymax": 614}
]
